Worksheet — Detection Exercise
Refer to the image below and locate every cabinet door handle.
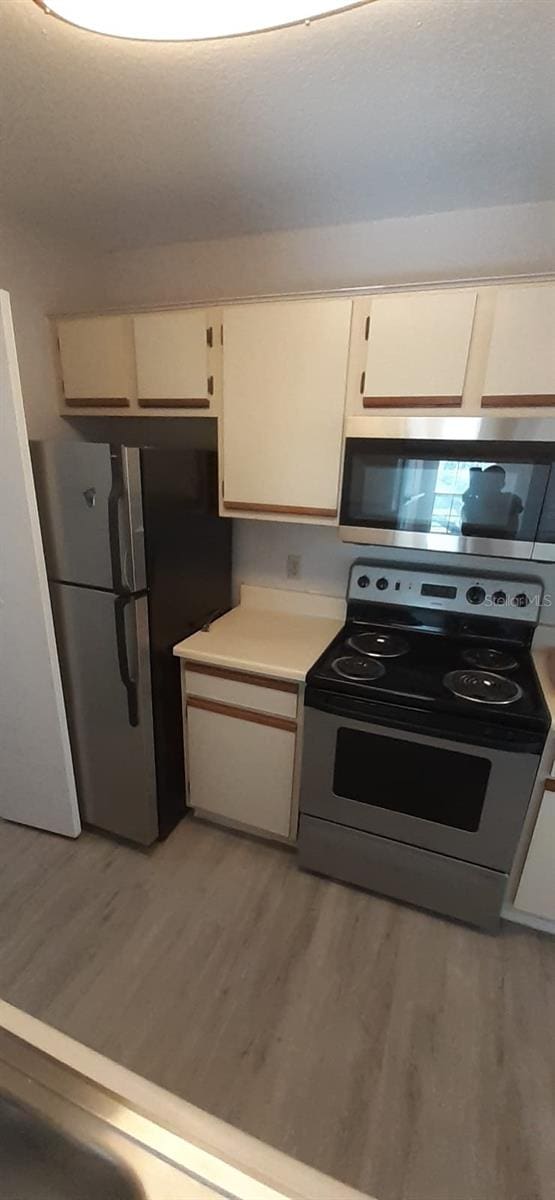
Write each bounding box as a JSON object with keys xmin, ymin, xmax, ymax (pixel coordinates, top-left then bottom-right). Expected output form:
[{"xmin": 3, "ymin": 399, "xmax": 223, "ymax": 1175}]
[
  {"xmin": 188, "ymin": 696, "xmax": 296, "ymax": 733},
  {"xmin": 222, "ymin": 501, "xmax": 337, "ymax": 518}
]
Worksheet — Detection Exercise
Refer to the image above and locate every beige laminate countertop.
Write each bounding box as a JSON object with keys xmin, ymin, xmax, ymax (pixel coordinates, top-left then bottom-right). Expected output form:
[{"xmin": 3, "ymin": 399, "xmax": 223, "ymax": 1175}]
[{"xmin": 173, "ymin": 585, "xmax": 345, "ymax": 682}]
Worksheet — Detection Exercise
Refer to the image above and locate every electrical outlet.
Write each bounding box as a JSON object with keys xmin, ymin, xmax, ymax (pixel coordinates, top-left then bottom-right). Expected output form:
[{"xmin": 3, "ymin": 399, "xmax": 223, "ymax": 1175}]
[{"xmin": 286, "ymin": 554, "xmax": 301, "ymax": 579}]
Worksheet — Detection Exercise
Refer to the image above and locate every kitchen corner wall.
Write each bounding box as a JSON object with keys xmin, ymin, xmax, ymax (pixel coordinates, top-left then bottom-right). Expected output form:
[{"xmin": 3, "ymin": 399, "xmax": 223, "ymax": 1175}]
[
  {"xmin": 0, "ymin": 209, "xmax": 106, "ymax": 438},
  {"xmin": 232, "ymin": 520, "xmax": 555, "ymax": 637}
]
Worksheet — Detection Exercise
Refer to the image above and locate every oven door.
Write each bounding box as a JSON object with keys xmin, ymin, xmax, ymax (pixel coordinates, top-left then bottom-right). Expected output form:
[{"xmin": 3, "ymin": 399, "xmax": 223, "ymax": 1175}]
[
  {"xmin": 300, "ymin": 696, "xmax": 541, "ymax": 872},
  {"xmin": 340, "ymin": 436, "xmax": 552, "ymax": 559}
]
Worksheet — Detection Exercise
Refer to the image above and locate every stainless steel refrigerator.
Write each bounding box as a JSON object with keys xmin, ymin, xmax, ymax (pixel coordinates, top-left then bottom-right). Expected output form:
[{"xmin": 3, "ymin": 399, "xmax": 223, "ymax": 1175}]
[{"xmin": 31, "ymin": 441, "xmax": 231, "ymax": 845}]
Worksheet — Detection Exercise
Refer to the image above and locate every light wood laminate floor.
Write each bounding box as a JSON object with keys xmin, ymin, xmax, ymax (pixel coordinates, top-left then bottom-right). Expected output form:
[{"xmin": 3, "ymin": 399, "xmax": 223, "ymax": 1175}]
[{"xmin": 0, "ymin": 816, "xmax": 553, "ymax": 1200}]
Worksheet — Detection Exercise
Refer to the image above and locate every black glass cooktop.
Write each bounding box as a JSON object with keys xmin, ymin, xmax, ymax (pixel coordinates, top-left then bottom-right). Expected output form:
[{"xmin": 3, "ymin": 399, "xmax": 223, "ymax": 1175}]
[{"xmin": 307, "ymin": 620, "xmax": 548, "ymax": 732}]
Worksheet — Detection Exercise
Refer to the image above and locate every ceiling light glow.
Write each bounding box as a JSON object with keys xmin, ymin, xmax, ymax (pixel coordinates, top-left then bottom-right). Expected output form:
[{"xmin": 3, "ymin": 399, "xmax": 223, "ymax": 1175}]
[{"xmin": 37, "ymin": 1, "xmax": 371, "ymax": 42}]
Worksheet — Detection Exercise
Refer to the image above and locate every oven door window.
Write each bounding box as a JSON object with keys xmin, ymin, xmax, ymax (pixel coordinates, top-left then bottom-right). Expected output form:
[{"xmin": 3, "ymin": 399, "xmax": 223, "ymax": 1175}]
[
  {"xmin": 341, "ymin": 440, "xmax": 551, "ymax": 543},
  {"xmin": 333, "ymin": 727, "xmax": 491, "ymax": 831}
]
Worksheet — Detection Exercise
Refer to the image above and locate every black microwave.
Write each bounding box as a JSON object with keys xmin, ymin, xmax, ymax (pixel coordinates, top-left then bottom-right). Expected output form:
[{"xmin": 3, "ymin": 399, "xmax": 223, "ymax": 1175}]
[{"xmin": 340, "ymin": 423, "xmax": 555, "ymax": 561}]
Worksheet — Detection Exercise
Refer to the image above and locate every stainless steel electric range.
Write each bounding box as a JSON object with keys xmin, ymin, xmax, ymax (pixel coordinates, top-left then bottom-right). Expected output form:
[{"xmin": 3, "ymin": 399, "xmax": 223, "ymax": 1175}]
[{"xmin": 298, "ymin": 561, "xmax": 550, "ymax": 932}]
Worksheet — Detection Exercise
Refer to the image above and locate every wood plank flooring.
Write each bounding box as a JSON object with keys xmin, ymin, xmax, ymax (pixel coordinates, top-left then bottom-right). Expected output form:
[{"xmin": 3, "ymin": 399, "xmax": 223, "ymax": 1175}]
[{"xmin": 0, "ymin": 815, "xmax": 553, "ymax": 1200}]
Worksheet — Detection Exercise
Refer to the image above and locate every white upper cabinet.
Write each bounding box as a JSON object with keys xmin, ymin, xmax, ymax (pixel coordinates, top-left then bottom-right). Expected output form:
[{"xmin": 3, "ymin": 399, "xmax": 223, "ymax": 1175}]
[
  {"xmin": 57, "ymin": 315, "xmax": 135, "ymax": 408},
  {"xmin": 361, "ymin": 288, "xmax": 477, "ymax": 408},
  {"xmin": 482, "ymin": 284, "xmax": 555, "ymax": 408},
  {"xmin": 133, "ymin": 309, "xmax": 213, "ymax": 410},
  {"xmin": 222, "ymin": 298, "xmax": 352, "ymax": 519}
]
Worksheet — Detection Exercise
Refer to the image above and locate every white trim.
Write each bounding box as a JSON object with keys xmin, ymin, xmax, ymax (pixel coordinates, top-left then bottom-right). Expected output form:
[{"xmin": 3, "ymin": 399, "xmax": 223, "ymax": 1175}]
[
  {"xmin": 52, "ymin": 272, "xmax": 555, "ymax": 320},
  {"xmin": 502, "ymin": 904, "xmax": 555, "ymax": 936}
]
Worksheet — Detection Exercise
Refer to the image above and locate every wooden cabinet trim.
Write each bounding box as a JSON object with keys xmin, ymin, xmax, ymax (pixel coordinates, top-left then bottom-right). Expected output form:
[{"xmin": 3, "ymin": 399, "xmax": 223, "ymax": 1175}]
[
  {"xmin": 362, "ymin": 396, "xmax": 462, "ymax": 409},
  {"xmin": 138, "ymin": 397, "xmax": 210, "ymax": 409},
  {"xmin": 187, "ymin": 695, "xmax": 296, "ymax": 733},
  {"xmin": 543, "ymin": 778, "xmax": 555, "ymax": 793},
  {"xmin": 64, "ymin": 396, "xmax": 130, "ymax": 408},
  {"xmin": 223, "ymin": 501, "xmax": 337, "ymax": 518},
  {"xmin": 184, "ymin": 661, "xmax": 298, "ymax": 694},
  {"xmin": 482, "ymin": 395, "xmax": 555, "ymax": 408}
]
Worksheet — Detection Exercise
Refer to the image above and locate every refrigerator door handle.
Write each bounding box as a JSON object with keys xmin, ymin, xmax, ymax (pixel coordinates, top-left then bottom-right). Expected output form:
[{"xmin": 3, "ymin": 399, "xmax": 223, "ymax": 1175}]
[
  {"xmin": 108, "ymin": 447, "xmax": 128, "ymax": 595},
  {"xmin": 114, "ymin": 595, "xmax": 139, "ymax": 727}
]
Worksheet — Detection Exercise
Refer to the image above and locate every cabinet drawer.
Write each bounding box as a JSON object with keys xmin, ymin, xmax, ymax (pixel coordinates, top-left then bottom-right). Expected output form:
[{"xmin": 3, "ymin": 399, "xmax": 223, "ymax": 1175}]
[{"xmin": 183, "ymin": 661, "xmax": 298, "ymax": 719}]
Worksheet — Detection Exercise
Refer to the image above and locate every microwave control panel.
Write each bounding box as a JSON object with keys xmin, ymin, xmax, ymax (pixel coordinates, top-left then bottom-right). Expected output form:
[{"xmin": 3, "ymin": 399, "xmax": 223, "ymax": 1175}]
[{"xmin": 348, "ymin": 561, "xmax": 544, "ymax": 623}]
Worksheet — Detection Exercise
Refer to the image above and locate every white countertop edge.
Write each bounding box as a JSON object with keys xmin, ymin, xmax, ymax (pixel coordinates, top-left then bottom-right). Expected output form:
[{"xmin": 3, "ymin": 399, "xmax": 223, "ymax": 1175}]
[{"xmin": 0, "ymin": 1001, "xmax": 369, "ymax": 1200}]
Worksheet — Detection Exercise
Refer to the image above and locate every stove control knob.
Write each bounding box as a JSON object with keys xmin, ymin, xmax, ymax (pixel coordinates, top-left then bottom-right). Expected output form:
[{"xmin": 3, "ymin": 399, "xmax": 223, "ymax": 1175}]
[
  {"xmin": 514, "ymin": 592, "xmax": 530, "ymax": 608},
  {"xmin": 492, "ymin": 590, "xmax": 507, "ymax": 606},
  {"xmin": 376, "ymin": 577, "xmax": 389, "ymax": 591},
  {"xmin": 357, "ymin": 574, "xmax": 370, "ymax": 589},
  {"xmin": 466, "ymin": 585, "xmax": 486, "ymax": 606}
]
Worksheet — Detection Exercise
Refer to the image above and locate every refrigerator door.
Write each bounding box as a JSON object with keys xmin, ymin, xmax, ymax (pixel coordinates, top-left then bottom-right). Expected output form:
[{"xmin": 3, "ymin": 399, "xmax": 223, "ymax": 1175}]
[
  {"xmin": 140, "ymin": 447, "xmax": 232, "ymax": 836},
  {"xmin": 50, "ymin": 581, "xmax": 158, "ymax": 845},
  {"xmin": 31, "ymin": 441, "xmax": 145, "ymax": 593}
]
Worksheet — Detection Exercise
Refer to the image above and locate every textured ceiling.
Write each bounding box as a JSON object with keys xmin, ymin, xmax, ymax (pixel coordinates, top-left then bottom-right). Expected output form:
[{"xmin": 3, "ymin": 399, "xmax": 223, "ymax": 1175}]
[{"xmin": 0, "ymin": 0, "xmax": 553, "ymax": 251}]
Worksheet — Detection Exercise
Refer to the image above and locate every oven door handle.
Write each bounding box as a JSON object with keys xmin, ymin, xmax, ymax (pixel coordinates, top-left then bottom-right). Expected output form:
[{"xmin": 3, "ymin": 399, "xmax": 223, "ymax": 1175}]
[{"xmin": 304, "ymin": 687, "xmax": 545, "ymax": 755}]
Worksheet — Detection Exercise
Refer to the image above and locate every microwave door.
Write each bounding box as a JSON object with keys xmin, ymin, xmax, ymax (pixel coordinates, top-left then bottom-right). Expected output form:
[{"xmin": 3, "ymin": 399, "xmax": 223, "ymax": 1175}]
[{"xmin": 340, "ymin": 439, "xmax": 551, "ymax": 559}]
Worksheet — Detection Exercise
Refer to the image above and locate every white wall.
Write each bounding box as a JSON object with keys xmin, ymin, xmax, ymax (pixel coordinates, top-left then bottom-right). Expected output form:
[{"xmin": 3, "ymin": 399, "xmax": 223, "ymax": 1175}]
[
  {"xmin": 232, "ymin": 519, "xmax": 555, "ymax": 635},
  {"xmin": 101, "ymin": 200, "xmax": 555, "ymax": 310},
  {"xmin": 0, "ymin": 211, "xmax": 105, "ymax": 437}
]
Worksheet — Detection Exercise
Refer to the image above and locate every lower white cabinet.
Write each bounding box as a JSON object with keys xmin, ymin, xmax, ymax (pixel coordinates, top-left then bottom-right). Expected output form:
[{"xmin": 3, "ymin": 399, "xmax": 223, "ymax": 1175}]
[
  {"xmin": 513, "ymin": 784, "xmax": 555, "ymax": 922},
  {"xmin": 186, "ymin": 701, "xmax": 296, "ymax": 838}
]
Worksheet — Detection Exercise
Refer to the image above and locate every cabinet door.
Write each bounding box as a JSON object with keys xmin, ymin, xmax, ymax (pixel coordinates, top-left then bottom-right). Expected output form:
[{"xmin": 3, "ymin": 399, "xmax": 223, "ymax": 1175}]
[
  {"xmin": 513, "ymin": 784, "xmax": 555, "ymax": 921},
  {"xmin": 186, "ymin": 700, "xmax": 295, "ymax": 837},
  {"xmin": 482, "ymin": 285, "xmax": 555, "ymax": 408},
  {"xmin": 57, "ymin": 316, "xmax": 135, "ymax": 407},
  {"xmin": 222, "ymin": 298, "xmax": 352, "ymax": 519},
  {"xmin": 362, "ymin": 289, "xmax": 477, "ymax": 408},
  {"xmin": 133, "ymin": 309, "xmax": 212, "ymax": 410}
]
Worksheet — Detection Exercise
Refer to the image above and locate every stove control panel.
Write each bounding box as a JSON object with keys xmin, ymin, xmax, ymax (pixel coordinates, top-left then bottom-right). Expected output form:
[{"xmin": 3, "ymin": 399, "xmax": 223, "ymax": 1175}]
[{"xmin": 349, "ymin": 561, "xmax": 544, "ymax": 623}]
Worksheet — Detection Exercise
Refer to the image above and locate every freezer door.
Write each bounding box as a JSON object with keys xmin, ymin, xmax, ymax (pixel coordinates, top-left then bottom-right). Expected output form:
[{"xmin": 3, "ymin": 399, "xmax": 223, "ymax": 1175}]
[
  {"xmin": 50, "ymin": 582, "xmax": 159, "ymax": 845},
  {"xmin": 31, "ymin": 441, "xmax": 145, "ymax": 592}
]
